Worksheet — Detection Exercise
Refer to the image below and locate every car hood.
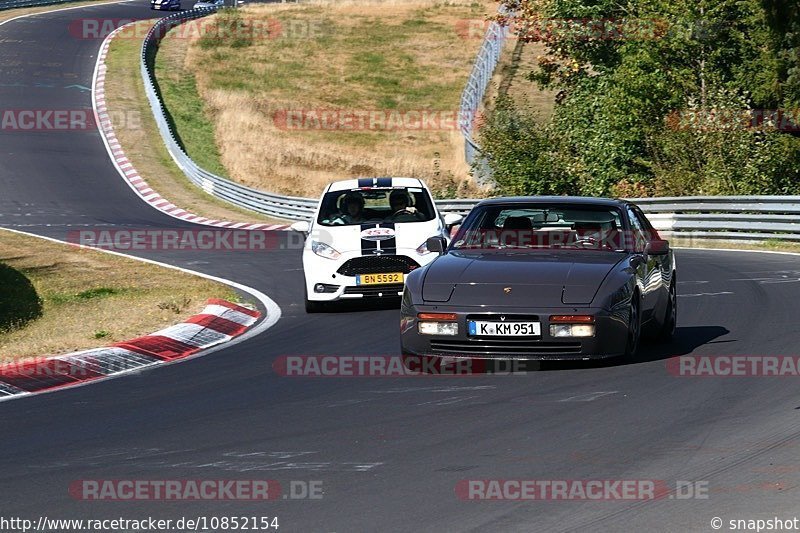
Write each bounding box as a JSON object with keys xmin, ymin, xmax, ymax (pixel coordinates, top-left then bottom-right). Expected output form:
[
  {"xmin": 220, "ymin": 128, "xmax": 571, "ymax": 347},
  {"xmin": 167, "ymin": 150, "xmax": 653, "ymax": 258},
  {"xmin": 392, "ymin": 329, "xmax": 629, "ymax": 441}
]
[
  {"xmin": 421, "ymin": 250, "xmax": 624, "ymax": 306},
  {"xmin": 311, "ymin": 219, "xmax": 441, "ymax": 254}
]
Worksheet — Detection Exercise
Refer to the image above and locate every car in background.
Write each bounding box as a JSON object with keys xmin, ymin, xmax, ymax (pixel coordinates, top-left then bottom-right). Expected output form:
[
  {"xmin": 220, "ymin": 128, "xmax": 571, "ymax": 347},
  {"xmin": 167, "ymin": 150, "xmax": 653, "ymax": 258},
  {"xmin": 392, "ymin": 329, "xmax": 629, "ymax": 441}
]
[
  {"xmin": 192, "ymin": 0, "xmax": 225, "ymax": 8},
  {"xmin": 290, "ymin": 177, "xmax": 462, "ymax": 312},
  {"xmin": 400, "ymin": 196, "xmax": 677, "ymax": 363},
  {"xmin": 150, "ymin": 0, "xmax": 181, "ymax": 10}
]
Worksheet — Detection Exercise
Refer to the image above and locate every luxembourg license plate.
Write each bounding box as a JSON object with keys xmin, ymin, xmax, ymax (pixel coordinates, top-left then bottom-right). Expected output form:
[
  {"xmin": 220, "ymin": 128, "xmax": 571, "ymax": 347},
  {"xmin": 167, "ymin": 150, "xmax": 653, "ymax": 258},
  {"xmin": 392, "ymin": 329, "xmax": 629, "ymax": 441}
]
[
  {"xmin": 356, "ymin": 272, "xmax": 404, "ymax": 285},
  {"xmin": 468, "ymin": 321, "xmax": 541, "ymax": 337}
]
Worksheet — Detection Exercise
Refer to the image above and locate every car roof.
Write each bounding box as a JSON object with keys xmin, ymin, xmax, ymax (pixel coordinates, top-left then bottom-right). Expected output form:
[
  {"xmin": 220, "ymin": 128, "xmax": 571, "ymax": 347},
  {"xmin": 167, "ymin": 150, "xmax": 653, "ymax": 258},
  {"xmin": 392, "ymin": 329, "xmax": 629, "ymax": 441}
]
[
  {"xmin": 326, "ymin": 177, "xmax": 427, "ymax": 193},
  {"xmin": 475, "ymin": 196, "xmax": 630, "ymax": 208}
]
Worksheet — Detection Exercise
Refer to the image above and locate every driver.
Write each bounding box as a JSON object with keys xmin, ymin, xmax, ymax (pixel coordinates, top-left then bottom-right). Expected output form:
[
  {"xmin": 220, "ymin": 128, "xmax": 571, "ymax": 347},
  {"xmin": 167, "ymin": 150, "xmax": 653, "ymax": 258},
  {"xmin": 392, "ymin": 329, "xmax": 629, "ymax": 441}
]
[
  {"xmin": 335, "ymin": 192, "xmax": 366, "ymax": 224},
  {"xmin": 389, "ymin": 189, "xmax": 420, "ymax": 221}
]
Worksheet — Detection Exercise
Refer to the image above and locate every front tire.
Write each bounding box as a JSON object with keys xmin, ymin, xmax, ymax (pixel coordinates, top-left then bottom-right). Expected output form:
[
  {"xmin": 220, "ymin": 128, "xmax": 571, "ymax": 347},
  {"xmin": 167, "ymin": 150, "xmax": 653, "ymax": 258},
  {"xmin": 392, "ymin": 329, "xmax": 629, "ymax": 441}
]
[
  {"xmin": 657, "ymin": 278, "xmax": 677, "ymax": 342},
  {"xmin": 623, "ymin": 293, "xmax": 642, "ymax": 362}
]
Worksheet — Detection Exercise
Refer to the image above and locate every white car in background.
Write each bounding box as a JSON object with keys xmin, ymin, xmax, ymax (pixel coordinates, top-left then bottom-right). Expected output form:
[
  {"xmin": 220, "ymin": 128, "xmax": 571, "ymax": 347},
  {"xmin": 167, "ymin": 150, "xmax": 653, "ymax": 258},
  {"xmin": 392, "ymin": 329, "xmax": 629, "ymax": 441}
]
[
  {"xmin": 192, "ymin": 0, "xmax": 224, "ymax": 8},
  {"xmin": 291, "ymin": 177, "xmax": 462, "ymax": 312}
]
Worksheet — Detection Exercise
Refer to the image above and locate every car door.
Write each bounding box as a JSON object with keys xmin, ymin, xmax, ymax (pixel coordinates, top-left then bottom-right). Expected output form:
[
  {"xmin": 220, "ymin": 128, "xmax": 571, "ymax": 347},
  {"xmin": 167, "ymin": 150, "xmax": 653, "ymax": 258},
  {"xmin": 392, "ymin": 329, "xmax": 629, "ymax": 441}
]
[{"xmin": 626, "ymin": 206, "xmax": 660, "ymax": 319}]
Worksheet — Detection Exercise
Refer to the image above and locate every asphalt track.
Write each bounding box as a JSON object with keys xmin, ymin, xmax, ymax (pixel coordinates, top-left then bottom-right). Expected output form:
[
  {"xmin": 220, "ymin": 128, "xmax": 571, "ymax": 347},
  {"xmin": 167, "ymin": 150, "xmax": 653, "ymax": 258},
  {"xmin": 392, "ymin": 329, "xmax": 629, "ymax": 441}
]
[{"xmin": 2, "ymin": 3, "xmax": 800, "ymax": 532}]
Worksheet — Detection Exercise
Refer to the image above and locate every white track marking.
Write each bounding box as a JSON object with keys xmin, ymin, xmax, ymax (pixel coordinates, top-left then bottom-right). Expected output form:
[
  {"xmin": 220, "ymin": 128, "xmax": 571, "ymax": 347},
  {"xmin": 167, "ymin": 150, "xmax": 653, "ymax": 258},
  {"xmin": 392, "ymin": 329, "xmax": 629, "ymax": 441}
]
[
  {"xmin": 558, "ymin": 391, "xmax": 619, "ymax": 402},
  {"xmin": 678, "ymin": 292, "xmax": 734, "ymax": 297}
]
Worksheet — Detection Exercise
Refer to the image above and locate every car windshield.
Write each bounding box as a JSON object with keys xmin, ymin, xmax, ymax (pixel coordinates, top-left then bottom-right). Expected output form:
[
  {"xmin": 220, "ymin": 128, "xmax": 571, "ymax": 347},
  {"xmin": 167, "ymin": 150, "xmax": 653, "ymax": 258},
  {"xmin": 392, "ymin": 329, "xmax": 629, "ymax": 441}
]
[
  {"xmin": 316, "ymin": 187, "xmax": 436, "ymax": 226},
  {"xmin": 451, "ymin": 203, "xmax": 628, "ymax": 251}
]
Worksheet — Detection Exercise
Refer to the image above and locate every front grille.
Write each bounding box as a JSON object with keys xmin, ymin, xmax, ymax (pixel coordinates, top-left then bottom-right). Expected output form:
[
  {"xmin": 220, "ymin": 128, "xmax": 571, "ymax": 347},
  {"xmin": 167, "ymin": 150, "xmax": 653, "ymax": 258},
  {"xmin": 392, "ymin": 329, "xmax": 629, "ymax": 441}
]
[
  {"xmin": 466, "ymin": 314, "xmax": 541, "ymax": 322},
  {"xmin": 343, "ymin": 284, "xmax": 405, "ymax": 297},
  {"xmin": 338, "ymin": 255, "xmax": 419, "ymax": 276},
  {"xmin": 430, "ymin": 339, "xmax": 582, "ymax": 357}
]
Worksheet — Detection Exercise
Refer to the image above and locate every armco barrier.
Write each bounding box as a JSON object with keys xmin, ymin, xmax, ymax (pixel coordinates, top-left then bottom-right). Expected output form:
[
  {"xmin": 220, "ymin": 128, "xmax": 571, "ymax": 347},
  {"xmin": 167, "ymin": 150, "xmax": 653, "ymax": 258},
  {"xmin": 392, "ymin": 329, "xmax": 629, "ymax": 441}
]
[
  {"xmin": 141, "ymin": 9, "xmax": 319, "ymax": 222},
  {"xmin": 458, "ymin": 6, "xmax": 509, "ymax": 173},
  {"xmin": 139, "ymin": 11, "xmax": 800, "ymax": 242}
]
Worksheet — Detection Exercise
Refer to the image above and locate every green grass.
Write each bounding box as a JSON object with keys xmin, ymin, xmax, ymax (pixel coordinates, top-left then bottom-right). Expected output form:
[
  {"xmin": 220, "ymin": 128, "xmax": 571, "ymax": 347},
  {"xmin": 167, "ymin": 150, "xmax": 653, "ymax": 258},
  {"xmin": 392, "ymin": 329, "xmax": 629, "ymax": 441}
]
[
  {"xmin": 102, "ymin": 18, "xmax": 285, "ymax": 224},
  {"xmin": 155, "ymin": 33, "xmax": 229, "ymax": 178},
  {"xmin": 0, "ymin": 231, "xmax": 239, "ymax": 360},
  {"xmin": 151, "ymin": 0, "xmax": 493, "ymax": 197},
  {"xmin": 48, "ymin": 287, "xmax": 127, "ymax": 305}
]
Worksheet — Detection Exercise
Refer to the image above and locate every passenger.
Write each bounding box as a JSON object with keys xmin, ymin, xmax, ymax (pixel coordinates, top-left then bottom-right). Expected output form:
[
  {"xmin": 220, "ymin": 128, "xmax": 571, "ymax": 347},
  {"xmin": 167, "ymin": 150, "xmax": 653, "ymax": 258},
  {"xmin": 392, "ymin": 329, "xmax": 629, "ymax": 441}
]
[{"xmin": 335, "ymin": 192, "xmax": 366, "ymax": 224}]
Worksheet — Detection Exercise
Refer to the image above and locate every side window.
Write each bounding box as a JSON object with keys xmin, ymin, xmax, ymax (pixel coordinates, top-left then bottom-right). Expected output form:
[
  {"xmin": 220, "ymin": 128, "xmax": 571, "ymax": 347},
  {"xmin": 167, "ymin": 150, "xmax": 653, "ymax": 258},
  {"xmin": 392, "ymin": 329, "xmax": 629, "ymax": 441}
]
[
  {"xmin": 626, "ymin": 207, "xmax": 647, "ymax": 252},
  {"xmin": 632, "ymin": 206, "xmax": 658, "ymax": 241}
]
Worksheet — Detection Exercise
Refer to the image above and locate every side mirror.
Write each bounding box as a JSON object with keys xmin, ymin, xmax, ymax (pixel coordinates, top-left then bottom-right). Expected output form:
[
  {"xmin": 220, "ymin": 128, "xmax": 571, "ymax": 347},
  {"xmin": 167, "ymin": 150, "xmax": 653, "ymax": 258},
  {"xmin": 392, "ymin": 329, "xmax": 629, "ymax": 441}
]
[
  {"xmin": 645, "ymin": 239, "xmax": 669, "ymax": 256},
  {"xmin": 290, "ymin": 220, "xmax": 310, "ymax": 233},
  {"xmin": 426, "ymin": 236, "xmax": 447, "ymax": 256},
  {"xmin": 443, "ymin": 213, "xmax": 463, "ymax": 227}
]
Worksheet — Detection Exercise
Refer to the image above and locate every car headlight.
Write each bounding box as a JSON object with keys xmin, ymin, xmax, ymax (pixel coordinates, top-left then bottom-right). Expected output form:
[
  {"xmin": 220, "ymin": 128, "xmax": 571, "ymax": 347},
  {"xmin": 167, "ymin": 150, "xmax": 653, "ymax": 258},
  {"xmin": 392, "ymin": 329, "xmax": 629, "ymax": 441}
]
[
  {"xmin": 550, "ymin": 324, "xmax": 595, "ymax": 337},
  {"xmin": 416, "ymin": 240, "xmax": 431, "ymax": 255},
  {"xmin": 311, "ymin": 241, "xmax": 341, "ymax": 260},
  {"xmin": 417, "ymin": 313, "xmax": 458, "ymax": 335},
  {"xmin": 549, "ymin": 315, "xmax": 595, "ymax": 337}
]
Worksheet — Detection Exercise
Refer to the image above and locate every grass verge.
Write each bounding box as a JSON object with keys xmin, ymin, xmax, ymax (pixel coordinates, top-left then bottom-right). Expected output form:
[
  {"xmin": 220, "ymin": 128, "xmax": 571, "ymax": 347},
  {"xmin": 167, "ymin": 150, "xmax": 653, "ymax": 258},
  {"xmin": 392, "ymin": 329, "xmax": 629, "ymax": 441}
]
[
  {"xmin": 103, "ymin": 20, "xmax": 284, "ymax": 224},
  {"xmin": 157, "ymin": 0, "xmax": 494, "ymax": 198},
  {"xmin": 670, "ymin": 237, "xmax": 800, "ymax": 255},
  {"xmin": 486, "ymin": 37, "xmax": 557, "ymax": 123},
  {"xmin": 0, "ymin": 230, "xmax": 240, "ymax": 361}
]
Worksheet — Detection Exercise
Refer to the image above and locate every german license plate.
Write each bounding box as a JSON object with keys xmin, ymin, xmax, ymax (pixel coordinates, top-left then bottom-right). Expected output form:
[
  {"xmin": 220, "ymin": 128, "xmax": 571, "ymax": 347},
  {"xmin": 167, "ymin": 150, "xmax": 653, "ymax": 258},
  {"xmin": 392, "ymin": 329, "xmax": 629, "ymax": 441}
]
[
  {"xmin": 468, "ymin": 321, "xmax": 541, "ymax": 337},
  {"xmin": 356, "ymin": 272, "xmax": 403, "ymax": 285}
]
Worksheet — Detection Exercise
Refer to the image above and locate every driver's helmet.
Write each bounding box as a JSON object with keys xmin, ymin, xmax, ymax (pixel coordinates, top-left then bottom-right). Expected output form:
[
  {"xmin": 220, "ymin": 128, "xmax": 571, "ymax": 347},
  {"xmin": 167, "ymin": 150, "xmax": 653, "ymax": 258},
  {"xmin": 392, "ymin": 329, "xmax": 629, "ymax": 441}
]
[{"xmin": 389, "ymin": 189, "xmax": 412, "ymax": 210}]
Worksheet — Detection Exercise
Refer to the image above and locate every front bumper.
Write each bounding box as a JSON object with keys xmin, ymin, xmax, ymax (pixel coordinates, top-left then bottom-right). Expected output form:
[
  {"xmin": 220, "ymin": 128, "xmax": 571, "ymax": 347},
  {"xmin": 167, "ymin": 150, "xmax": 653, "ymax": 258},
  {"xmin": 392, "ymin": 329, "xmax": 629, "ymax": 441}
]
[
  {"xmin": 303, "ymin": 250, "xmax": 434, "ymax": 302},
  {"xmin": 400, "ymin": 304, "xmax": 629, "ymax": 360}
]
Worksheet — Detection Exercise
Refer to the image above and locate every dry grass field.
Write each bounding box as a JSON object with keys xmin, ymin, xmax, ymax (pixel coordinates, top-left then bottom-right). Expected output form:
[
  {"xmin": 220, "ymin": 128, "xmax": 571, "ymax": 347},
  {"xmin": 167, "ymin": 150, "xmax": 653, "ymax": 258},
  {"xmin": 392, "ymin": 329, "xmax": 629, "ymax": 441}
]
[
  {"xmin": 157, "ymin": 0, "xmax": 495, "ymax": 198},
  {"xmin": 0, "ymin": 231, "xmax": 239, "ymax": 361}
]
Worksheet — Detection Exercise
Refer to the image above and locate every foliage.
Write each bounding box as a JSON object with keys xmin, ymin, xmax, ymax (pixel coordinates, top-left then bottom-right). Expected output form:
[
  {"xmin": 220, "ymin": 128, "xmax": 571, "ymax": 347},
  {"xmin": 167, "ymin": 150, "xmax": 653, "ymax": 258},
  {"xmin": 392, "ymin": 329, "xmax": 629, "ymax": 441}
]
[{"xmin": 481, "ymin": 0, "xmax": 800, "ymax": 196}]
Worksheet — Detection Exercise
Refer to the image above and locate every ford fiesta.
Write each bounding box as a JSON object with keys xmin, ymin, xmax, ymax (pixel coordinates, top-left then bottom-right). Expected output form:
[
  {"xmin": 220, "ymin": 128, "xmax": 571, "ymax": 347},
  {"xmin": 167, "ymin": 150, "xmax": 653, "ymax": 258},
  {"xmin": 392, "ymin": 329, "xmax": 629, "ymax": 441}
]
[
  {"xmin": 400, "ymin": 197, "xmax": 677, "ymax": 362},
  {"xmin": 291, "ymin": 178, "xmax": 462, "ymax": 312}
]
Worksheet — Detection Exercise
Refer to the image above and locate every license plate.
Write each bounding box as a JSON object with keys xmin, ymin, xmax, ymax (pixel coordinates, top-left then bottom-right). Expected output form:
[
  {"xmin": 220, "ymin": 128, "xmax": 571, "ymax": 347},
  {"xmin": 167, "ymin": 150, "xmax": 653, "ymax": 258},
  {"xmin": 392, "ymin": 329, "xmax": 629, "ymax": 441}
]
[
  {"xmin": 356, "ymin": 272, "xmax": 403, "ymax": 285},
  {"xmin": 468, "ymin": 321, "xmax": 541, "ymax": 337}
]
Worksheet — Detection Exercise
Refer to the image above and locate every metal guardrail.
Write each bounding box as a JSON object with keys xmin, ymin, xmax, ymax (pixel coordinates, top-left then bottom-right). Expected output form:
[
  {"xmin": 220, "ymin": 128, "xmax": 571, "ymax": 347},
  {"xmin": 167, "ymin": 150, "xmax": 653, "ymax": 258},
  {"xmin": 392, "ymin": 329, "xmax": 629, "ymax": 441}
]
[
  {"xmin": 140, "ymin": 12, "xmax": 800, "ymax": 242},
  {"xmin": 458, "ymin": 7, "xmax": 509, "ymax": 179},
  {"xmin": 630, "ymin": 196, "xmax": 800, "ymax": 241},
  {"xmin": 0, "ymin": 0, "xmax": 80, "ymax": 11},
  {"xmin": 141, "ymin": 9, "xmax": 319, "ymax": 221}
]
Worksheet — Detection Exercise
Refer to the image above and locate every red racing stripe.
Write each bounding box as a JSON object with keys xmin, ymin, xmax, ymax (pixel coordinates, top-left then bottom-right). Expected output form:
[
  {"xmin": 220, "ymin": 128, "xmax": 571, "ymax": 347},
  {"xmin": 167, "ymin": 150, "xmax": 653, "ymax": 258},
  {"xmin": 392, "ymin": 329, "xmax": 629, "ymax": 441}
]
[
  {"xmin": 116, "ymin": 336, "xmax": 200, "ymax": 360},
  {"xmin": 206, "ymin": 299, "xmax": 260, "ymax": 318},
  {"xmin": 184, "ymin": 314, "xmax": 247, "ymax": 336}
]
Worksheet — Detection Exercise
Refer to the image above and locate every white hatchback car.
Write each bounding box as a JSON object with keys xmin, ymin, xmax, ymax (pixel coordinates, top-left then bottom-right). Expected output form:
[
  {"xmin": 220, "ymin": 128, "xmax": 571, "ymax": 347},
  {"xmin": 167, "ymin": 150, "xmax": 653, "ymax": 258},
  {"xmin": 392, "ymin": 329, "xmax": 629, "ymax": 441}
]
[{"xmin": 291, "ymin": 177, "xmax": 462, "ymax": 312}]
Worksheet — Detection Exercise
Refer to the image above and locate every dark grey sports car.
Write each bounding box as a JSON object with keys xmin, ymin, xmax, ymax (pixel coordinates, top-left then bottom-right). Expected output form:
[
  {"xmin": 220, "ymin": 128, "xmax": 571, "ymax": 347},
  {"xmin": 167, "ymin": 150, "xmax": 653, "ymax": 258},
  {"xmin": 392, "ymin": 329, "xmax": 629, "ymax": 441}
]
[{"xmin": 400, "ymin": 197, "xmax": 677, "ymax": 362}]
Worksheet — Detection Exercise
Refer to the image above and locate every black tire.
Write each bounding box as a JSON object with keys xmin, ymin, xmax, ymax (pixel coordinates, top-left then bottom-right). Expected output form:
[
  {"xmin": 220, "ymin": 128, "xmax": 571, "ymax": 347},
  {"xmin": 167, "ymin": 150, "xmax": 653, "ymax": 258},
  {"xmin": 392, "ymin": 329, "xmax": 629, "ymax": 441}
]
[
  {"xmin": 623, "ymin": 293, "xmax": 642, "ymax": 362},
  {"xmin": 305, "ymin": 299, "xmax": 323, "ymax": 313},
  {"xmin": 657, "ymin": 278, "xmax": 677, "ymax": 342}
]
